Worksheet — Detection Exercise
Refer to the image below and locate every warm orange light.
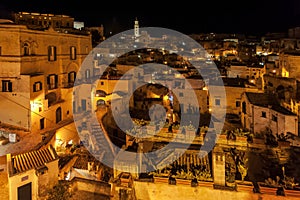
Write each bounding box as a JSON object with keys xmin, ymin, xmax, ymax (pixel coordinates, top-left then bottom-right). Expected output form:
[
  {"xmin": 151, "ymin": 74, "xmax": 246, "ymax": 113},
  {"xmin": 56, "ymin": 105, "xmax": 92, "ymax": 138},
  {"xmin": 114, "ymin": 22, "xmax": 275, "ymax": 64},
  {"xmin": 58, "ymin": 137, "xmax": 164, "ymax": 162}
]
[{"xmin": 163, "ymin": 95, "xmax": 169, "ymax": 101}]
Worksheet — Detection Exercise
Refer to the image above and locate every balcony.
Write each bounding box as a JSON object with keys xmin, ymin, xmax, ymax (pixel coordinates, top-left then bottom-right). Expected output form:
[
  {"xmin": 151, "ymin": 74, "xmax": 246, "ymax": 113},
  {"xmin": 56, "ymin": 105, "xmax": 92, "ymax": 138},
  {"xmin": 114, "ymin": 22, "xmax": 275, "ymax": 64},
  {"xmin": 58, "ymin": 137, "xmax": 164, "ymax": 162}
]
[
  {"xmin": 48, "ymin": 83, "xmax": 58, "ymax": 90},
  {"xmin": 61, "ymin": 82, "xmax": 74, "ymax": 88}
]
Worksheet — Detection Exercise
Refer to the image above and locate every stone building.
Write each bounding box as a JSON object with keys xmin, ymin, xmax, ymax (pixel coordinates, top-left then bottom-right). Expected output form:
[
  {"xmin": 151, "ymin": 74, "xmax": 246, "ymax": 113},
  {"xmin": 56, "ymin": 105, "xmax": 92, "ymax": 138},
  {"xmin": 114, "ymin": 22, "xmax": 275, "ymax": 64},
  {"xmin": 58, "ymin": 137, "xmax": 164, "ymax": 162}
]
[
  {"xmin": 6, "ymin": 145, "xmax": 59, "ymax": 200},
  {"xmin": 277, "ymin": 50, "xmax": 300, "ymax": 80},
  {"xmin": 227, "ymin": 62, "xmax": 265, "ymax": 83},
  {"xmin": 0, "ymin": 19, "xmax": 92, "ymax": 133},
  {"xmin": 210, "ymin": 78, "xmax": 259, "ymax": 116},
  {"xmin": 14, "ymin": 12, "xmax": 74, "ymax": 29},
  {"xmin": 241, "ymin": 92, "xmax": 298, "ymax": 136}
]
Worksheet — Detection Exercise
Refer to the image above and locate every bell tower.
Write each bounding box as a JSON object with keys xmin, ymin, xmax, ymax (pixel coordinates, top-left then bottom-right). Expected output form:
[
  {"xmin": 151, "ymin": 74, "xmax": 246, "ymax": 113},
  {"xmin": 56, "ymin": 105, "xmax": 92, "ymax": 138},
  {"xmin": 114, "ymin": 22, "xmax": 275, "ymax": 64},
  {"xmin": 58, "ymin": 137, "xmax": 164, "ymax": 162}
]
[{"xmin": 134, "ymin": 17, "xmax": 140, "ymax": 37}]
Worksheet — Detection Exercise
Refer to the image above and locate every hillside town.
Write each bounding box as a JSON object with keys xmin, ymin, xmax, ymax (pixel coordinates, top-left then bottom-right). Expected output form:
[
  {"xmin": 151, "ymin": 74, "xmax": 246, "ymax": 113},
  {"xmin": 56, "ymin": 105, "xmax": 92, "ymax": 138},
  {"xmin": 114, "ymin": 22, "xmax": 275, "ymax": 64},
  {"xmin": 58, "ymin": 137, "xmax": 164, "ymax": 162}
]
[{"xmin": 1, "ymin": 11, "xmax": 300, "ymax": 200}]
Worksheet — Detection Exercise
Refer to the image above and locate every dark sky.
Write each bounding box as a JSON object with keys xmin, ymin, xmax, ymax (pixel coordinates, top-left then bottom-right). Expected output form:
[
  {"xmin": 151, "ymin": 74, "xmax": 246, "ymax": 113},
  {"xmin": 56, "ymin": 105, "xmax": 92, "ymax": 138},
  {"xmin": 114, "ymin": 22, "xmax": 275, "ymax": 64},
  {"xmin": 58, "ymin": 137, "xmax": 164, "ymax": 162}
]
[{"xmin": 0, "ymin": 0, "xmax": 300, "ymax": 36}]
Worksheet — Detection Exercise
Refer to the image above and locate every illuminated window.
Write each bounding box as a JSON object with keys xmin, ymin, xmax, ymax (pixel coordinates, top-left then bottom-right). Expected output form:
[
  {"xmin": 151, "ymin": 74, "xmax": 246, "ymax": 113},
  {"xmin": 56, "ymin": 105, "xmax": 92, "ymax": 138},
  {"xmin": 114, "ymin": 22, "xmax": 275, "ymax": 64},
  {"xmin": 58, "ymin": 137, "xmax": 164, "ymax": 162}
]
[
  {"xmin": 33, "ymin": 81, "xmax": 42, "ymax": 92},
  {"xmin": 68, "ymin": 71, "xmax": 76, "ymax": 86},
  {"xmin": 2, "ymin": 80, "xmax": 12, "ymax": 92},
  {"xmin": 47, "ymin": 74, "xmax": 58, "ymax": 89},
  {"xmin": 70, "ymin": 46, "xmax": 76, "ymax": 60},
  {"xmin": 48, "ymin": 46, "xmax": 57, "ymax": 61}
]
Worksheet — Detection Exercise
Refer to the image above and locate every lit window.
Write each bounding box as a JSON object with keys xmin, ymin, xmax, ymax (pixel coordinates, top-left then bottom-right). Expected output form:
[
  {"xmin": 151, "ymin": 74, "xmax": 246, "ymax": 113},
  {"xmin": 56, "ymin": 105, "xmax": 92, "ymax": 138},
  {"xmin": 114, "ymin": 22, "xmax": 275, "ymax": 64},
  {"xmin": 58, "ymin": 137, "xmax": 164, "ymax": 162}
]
[
  {"xmin": 70, "ymin": 46, "xmax": 76, "ymax": 60},
  {"xmin": 33, "ymin": 81, "xmax": 42, "ymax": 92},
  {"xmin": 47, "ymin": 74, "xmax": 58, "ymax": 89},
  {"xmin": 68, "ymin": 71, "xmax": 76, "ymax": 84},
  {"xmin": 48, "ymin": 46, "xmax": 57, "ymax": 61}
]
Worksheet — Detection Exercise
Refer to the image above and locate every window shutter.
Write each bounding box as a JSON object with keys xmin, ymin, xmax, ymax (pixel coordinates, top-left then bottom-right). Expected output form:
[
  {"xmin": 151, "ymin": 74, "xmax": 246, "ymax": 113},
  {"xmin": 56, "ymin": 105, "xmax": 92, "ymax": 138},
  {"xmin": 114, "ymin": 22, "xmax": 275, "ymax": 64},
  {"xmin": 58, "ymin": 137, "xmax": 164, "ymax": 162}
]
[
  {"xmin": 68, "ymin": 72, "xmax": 71, "ymax": 83},
  {"xmin": 8, "ymin": 81, "xmax": 12, "ymax": 92},
  {"xmin": 55, "ymin": 74, "xmax": 58, "ymax": 88},
  {"xmin": 54, "ymin": 46, "xmax": 57, "ymax": 61},
  {"xmin": 47, "ymin": 75, "xmax": 50, "ymax": 85},
  {"xmin": 48, "ymin": 46, "xmax": 51, "ymax": 61}
]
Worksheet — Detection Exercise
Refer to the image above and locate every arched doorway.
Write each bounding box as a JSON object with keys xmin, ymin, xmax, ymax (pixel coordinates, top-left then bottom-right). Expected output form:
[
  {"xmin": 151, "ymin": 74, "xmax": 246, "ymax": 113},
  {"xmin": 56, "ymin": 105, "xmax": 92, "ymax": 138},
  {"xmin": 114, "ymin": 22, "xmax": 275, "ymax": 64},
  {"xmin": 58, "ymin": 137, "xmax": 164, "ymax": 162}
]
[
  {"xmin": 97, "ymin": 99, "xmax": 106, "ymax": 106},
  {"xmin": 56, "ymin": 107, "xmax": 62, "ymax": 123}
]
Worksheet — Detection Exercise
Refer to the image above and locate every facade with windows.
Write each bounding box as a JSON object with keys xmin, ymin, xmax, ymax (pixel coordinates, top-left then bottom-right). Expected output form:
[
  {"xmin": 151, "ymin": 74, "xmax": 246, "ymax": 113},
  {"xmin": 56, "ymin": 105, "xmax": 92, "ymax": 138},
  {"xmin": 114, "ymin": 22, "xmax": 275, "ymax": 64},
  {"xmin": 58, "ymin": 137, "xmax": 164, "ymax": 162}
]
[
  {"xmin": 209, "ymin": 78, "xmax": 260, "ymax": 116},
  {"xmin": 7, "ymin": 145, "xmax": 59, "ymax": 200},
  {"xmin": 0, "ymin": 22, "xmax": 91, "ymax": 132},
  {"xmin": 14, "ymin": 12, "xmax": 74, "ymax": 29},
  {"xmin": 241, "ymin": 92, "xmax": 298, "ymax": 136}
]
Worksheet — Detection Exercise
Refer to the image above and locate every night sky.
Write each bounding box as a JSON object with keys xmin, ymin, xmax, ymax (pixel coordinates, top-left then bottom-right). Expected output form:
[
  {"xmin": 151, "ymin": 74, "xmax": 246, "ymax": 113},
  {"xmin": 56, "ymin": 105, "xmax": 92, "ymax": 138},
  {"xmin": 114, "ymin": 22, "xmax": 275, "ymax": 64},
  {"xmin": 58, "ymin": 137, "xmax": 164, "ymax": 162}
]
[{"xmin": 0, "ymin": 0, "xmax": 300, "ymax": 36}]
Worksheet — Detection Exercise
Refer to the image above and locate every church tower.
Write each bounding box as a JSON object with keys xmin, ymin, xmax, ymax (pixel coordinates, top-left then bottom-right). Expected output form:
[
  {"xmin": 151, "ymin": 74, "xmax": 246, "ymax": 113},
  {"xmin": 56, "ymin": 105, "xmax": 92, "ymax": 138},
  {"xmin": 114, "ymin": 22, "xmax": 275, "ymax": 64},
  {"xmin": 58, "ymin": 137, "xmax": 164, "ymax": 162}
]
[{"xmin": 134, "ymin": 17, "xmax": 140, "ymax": 37}]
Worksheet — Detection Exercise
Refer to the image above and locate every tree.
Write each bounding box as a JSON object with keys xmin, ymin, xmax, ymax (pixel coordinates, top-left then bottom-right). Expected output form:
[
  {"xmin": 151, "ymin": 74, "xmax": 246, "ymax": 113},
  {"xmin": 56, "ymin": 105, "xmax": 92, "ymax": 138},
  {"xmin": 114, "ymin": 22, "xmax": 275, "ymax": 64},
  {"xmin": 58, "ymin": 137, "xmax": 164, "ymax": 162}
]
[{"xmin": 47, "ymin": 181, "xmax": 71, "ymax": 200}]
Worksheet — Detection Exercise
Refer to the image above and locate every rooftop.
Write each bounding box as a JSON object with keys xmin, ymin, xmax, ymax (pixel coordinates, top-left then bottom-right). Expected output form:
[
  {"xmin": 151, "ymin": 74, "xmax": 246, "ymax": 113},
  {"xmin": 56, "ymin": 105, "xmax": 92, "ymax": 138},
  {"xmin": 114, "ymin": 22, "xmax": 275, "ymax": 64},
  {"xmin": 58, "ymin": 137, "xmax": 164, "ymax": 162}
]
[
  {"xmin": 9, "ymin": 145, "xmax": 58, "ymax": 175},
  {"xmin": 282, "ymin": 50, "xmax": 300, "ymax": 56},
  {"xmin": 245, "ymin": 92, "xmax": 296, "ymax": 115},
  {"xmin": 245, "ymin": 92, "xmax": 279, "ymax": 107}
]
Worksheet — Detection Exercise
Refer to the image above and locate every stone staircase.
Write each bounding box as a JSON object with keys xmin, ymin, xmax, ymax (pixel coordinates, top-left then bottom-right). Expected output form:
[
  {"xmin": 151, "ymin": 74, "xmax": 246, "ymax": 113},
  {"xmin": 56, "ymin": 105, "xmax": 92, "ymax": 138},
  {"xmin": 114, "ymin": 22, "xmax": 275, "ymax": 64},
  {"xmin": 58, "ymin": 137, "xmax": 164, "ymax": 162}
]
[{"xmin": 90, "ymin": 122, "xmax": 117, "ymax": 167}]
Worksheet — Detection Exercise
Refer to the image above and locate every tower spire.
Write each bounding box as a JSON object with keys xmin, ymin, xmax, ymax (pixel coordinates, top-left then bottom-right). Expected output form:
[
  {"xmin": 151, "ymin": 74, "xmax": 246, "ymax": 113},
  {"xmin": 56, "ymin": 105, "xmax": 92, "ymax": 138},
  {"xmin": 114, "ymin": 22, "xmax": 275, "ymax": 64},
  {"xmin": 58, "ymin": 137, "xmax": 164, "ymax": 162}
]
[{"xmin": 134, "ymin": 17, "xmax": 140, "ymax": 37}]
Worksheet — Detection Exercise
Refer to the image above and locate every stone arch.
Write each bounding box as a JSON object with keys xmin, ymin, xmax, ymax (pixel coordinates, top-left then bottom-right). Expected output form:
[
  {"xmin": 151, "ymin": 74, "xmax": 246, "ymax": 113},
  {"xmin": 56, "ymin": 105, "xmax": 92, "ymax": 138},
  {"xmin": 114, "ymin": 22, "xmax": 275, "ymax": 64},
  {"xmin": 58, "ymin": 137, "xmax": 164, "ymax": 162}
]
[
  {"xmin": 64, "ymin": 62, "xmax": 79, "ymax": 85},
  {"xmin": 22, "ymin": 41, "xmax": 30, "ymax": 56},
  {"xmin": 95, "ymin": 90, "xmax": 107, "ymax": 97},
  {"xmin": 285, "ymin": 86, "xmax": 294, "ymax": 101},
  {"xmin": 65, "ymin": 62, "xmax": 79, "ymax": 73},
  {"xmin": 96, "ymin": 99, "xmax": 106, "ymax": 106}
]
